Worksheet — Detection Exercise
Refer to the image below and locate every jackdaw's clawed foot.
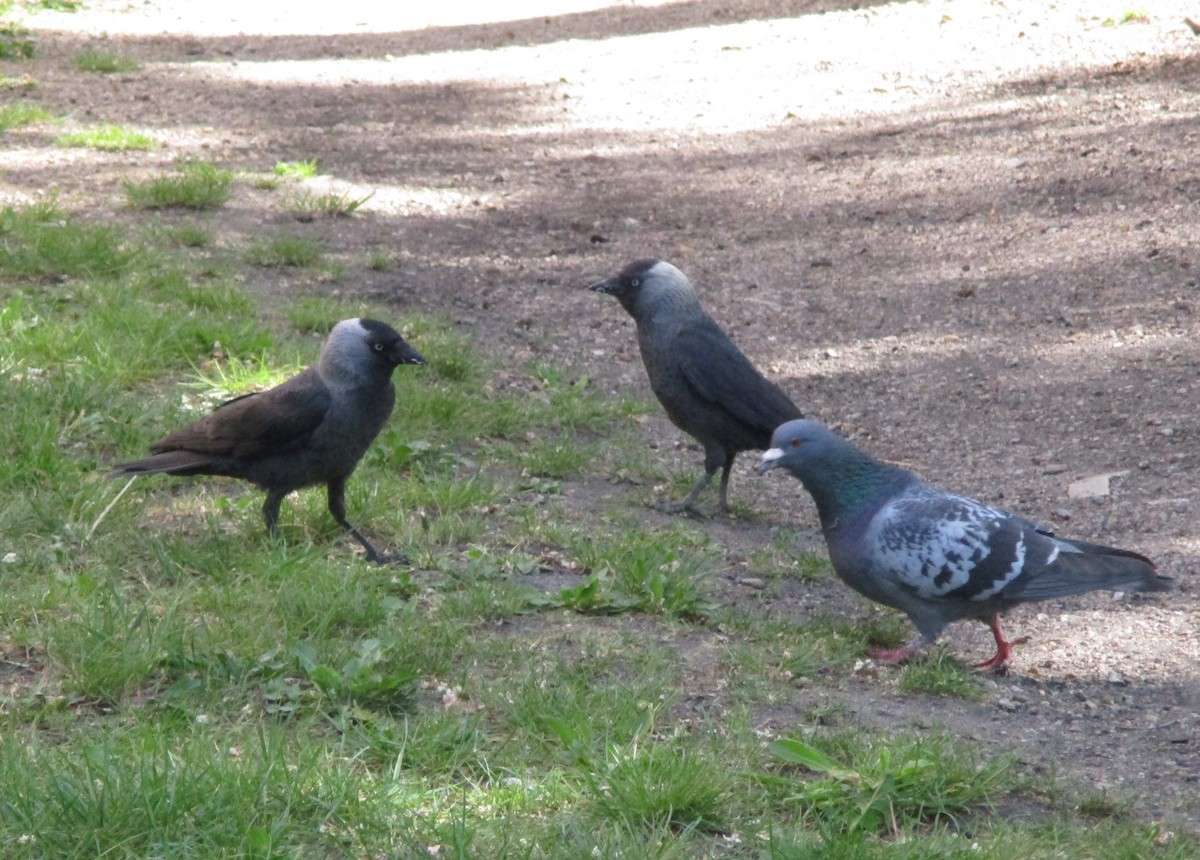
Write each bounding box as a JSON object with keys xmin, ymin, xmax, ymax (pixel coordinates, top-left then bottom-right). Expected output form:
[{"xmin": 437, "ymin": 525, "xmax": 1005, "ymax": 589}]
[
  {"xmin": 653, "ymin": 499, "xmax": 714, "ymax": 518},
  {"xmin": 361, "ymin": 549, "xmax": 408, "ymax": 566},
  {"xmin": 351, "ymin": 536, "xmax": 407, "ymax": 566}
]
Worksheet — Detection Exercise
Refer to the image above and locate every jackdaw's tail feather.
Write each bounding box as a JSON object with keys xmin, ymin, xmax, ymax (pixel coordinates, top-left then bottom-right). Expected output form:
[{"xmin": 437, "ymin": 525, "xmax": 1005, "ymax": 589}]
[{"xmin": 110, "ymin": 450, "xmax": 216, "ymax": 478}]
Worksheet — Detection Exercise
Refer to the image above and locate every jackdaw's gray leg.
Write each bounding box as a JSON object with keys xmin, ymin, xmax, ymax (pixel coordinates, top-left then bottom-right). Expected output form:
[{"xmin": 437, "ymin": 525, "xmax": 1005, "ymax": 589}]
[
  {"xmin": 657, "ymin": 467, "xmax": 715, "ymax": 515},
  {"xmin": 326, "ymin": 477, "xmax": 393, "ymax": 564},
  {"xmin": 715, "ymin": 455, "xmax": 736, "ymax": 514},
  {"xmin": 262, "ymin": 489, "xmax": 286, "ymax": 537}
]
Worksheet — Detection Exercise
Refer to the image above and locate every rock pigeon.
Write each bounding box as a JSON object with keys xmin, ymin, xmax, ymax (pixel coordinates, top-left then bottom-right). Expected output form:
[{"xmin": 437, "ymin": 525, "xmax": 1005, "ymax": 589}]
[
  {"xmin": 111, "ymin": 318, "xmax": 426, "ymax": 563},
  {"xmin": 759, "ymin": 419, "xmax": 1176, "ymax": 670},
  {"xmin": 590, "ymin": 259, "xmax": 802, "ymax": 514}
]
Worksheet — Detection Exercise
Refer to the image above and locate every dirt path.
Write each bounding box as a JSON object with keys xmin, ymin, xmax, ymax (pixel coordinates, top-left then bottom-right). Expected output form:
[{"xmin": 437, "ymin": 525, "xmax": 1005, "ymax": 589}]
[{"xmin": 6, "ymin": 0, "xmax": 1200, "ymax": 828}]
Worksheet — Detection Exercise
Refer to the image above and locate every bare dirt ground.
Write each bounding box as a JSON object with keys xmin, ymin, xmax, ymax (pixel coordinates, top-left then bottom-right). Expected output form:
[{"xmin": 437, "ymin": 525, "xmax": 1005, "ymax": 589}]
[{"xmin": 6, "ymin": 0, "xmax": 1200, "ymax": 829}]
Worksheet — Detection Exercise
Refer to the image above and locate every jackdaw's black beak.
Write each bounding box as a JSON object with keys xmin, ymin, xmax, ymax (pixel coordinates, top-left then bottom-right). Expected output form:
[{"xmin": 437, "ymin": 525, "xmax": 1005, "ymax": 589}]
[
  {"xmin": 589, "ymin": 278, "xmax": 615, "ymax": 295},
  {"xmin": 394, "ymin": 343, "xmax": 428, "ymax": 366}
]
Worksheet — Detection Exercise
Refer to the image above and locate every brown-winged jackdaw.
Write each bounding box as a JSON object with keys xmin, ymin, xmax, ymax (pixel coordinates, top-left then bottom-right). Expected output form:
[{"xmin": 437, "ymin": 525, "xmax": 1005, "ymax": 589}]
[
  {"xmin": 111, "ymin": 318, "xmax": 426, "ymax": 562},
  {"xmin": 590, "ymin": 259, "xmax": 801, "ymax": 515}
]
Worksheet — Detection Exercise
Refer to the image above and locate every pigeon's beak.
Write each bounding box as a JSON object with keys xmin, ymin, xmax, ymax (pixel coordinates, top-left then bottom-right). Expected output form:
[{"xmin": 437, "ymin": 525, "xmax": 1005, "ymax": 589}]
[
  {"xmin": 588, "ymin": 277, "xmax": 615, "ymax": 295},
  {"xmin": 394, "ymin": 342, "xmax": 428, "ymax": 366},
  {"xmin": 758, "ymin": 447, "xmax": 784, "ymax": 475}
]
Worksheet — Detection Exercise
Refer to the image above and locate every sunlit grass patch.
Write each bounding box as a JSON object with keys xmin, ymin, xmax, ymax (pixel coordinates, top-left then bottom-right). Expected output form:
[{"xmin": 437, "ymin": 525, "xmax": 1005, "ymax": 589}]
[
  {"xmin": 586, "ymin": 743, "xmax": 730, "ymax": 833},
  {"xmin": 288, "ymin": 188, "xmax": 373, "ymax": 218},
  {"xmin": 0, "ymin": 99, "xmax": 49, "ymax": 130},
  {"xmin": 273, "ymin": 158, "xmax": 319, "ymax": 179},
  {"xmin": 525, "ymin": 524, "xmax": 717, "ymax": 619},
  {"xmin": 768, "ymin": 730, "xmax": 1014, "ymax": 836},
  {"xmin": 0, "ymin": 73, "xmax": 35, "ymax": 90},
  {"xmin": 55, "ymin": 122, "xmax": 156, "ymax": 151},
  {"xmin": 0, "ymin": 725, "xmax": 375, "ymax": 857}
]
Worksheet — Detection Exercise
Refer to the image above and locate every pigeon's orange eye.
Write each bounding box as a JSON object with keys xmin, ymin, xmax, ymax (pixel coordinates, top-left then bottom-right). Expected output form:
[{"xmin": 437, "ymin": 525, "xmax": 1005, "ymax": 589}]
[{"xmin": 790, "ymin": 439, "xmax": 803, "ymax": 447}]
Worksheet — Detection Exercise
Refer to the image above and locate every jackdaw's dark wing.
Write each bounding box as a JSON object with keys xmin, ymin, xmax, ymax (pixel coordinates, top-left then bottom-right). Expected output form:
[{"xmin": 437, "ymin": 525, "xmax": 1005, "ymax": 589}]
[
  {"xmin": 675, "ymin": 319, "xmax": 801, "ymax": 432},
  {"xmin": 150, "ymin": 367, "xmax": 331, "ymax": 460}
]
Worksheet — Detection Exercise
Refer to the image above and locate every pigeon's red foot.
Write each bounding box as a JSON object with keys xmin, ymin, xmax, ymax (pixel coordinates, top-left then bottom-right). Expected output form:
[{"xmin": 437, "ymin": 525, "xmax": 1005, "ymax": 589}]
[
  {"xmin": 869, "ymin": 640, "xmax": 926, "ymax": 665},
  {"xmin": 974, "ymin": 614, "xmax": 1030, "ymax": 673}
]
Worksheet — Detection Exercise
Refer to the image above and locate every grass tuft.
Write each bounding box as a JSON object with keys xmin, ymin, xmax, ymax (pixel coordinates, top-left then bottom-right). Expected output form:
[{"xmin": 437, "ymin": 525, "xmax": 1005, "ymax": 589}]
[
  {"xmin": 0, "ymin": 21, "xmax": 35, "ymax": 60},
  {"xmin": 273, "ymin": 158, "xmax": 319, "ymax": 178},
  {"xmin": 55, "ymin": 122, "xmax": 156, "ymax": 151},
  {"xmin": 0, "ymin": 201, "xmax": 141, "ymax": 280},
  {"xmin": 73, "ymin": 48, "xmax": 140, "ymax": 73},
  {"xmin": 0, "ymin": 99, "xmax": 49, "ymax": 130},
  {"xmin": 588, "ymin": 743, "xmax": 729, "ymax": 833},
  {"xmin": 769, "ymin": 731, "xmax": 1013, "ymax": 836},
  {"xmin": 125, "ymin": 160, "xmax": 233, "ymax": 210},
  {"xmin": 288, "ymin": 188, "xmax": 373, "ymax": 217},
  {"xmin": 897, "ymin": 649, "xmax": 985, "ymax": 699},
  {"xmin": 244, "ymin": 233, "xmax": 325, "ymax": 267},
  {"xmin": 162, "ymin": 223, "xmax": 211, "ymax": 247}
]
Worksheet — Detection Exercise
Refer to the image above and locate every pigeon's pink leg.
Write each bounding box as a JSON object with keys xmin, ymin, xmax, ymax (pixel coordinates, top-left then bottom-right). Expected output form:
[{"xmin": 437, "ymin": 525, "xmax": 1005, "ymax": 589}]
[
  {"xmin": 974, "ymin": 614, "xmax": 1030, "ymax": 672},
  {"xmin": 869, "ymin": 636, "xmax": 930, "ymax": 665}
]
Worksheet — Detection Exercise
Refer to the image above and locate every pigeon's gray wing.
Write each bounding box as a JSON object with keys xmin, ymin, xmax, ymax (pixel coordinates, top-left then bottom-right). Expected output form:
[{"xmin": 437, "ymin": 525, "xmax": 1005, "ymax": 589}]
[
  {"xmin": 149, "ymin": 367, "xmax": 331, "ymax": 459},
  {"xmin": 867, "ymin": 491, "xmax": 1047, "ymax": 603},
  {"xmin": 867, "ymin": 488, "xmax": 1169, "ymax": 604},
  {"xmin": 675, "ymin": 319, "xmax": 800, "ymax": 431}
]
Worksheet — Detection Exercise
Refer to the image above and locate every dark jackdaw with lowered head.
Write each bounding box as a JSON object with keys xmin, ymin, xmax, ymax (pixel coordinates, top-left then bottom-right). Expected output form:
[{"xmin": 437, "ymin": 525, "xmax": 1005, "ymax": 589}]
[
  {"xmin": 590, "ymin": 259, "xmax": 802, "ymax": 515},
  {"xmin": 111, "ymin": 318, "xmax": 426, "ymax": 563}
]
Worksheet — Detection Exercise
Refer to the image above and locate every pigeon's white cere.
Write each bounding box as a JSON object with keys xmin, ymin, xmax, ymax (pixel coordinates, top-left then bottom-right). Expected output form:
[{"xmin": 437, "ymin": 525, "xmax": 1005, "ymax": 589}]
[{"xmin": 760, "ymin": 447, "xmax": 784, "ymax": 465}]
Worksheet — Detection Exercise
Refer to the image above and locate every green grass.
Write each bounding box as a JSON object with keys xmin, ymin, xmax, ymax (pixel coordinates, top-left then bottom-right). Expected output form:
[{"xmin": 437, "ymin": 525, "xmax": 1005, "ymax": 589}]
[
  {"xmin": 244, "ymin": 233, "xmax": 325, "ymax": 267},
  {"xmin": 162, "ymin": 222, "xmax": 211, "ymax": 247},
  {"xmin": 769, "ymin": 731, "xmax": 1013, "ymax": 836},
  {"xmin": 273, "ymin": 158, "xmax": 319, "ymax": 179},
  {"xmin": 0, "ymin": 196, "xmax": 1193, "ymax": 858},
  {"xmin": 72, "ymin": 48, "xmax": 140, "ymax": 73},
  {"xmin": 282, "ymin": 294, "xmax": 369, "ymax": 332},
  {"xmin": 1102, "ymin": 9, "xmax": 1149, "ymax": 26},
  {"xmin": 55, "ymin": 122, "xmax": 156, "ymax": 151},
  {"xmin": 0, "ymin": 200, "xmax": 142, "ymax": 280},
  {"xmin": 0, "ymin": 99, "xmax": 49, "ymax": 130},
  {"xmin": 287, "ymin": 188, "xmax": 373, "ymax": 217},
  {"xmin": 124, "ymin": 160, "xmax": 233, "ymax": 210},
  {"xmin": 0, "ymin": 73, "xmax": 35, "ymax": 89},
  {"xmin": 0, "ymin": 21, "xmax": 35, "ymax": 60},
  {"xmin": 897, "ymin": 649, "xmax": 985, "ymax": 700}
]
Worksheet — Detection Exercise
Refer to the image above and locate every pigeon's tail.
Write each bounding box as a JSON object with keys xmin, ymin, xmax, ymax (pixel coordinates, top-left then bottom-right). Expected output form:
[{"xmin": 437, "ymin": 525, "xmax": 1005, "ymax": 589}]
[
  {"xmin": 1017, "ymin": 540, "xmax": 1177, "ymax": 600},
  {"xmin": 109, "ymin": 450, "xmax": 216, "ymax": 478}
]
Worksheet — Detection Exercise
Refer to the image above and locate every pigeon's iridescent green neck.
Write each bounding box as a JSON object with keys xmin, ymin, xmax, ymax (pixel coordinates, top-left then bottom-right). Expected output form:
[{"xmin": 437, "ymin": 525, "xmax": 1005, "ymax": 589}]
[{"xmin": 797, "ymin": 444, "xmax": 913, "ymax": 528}]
